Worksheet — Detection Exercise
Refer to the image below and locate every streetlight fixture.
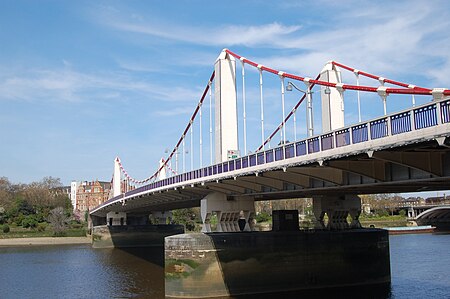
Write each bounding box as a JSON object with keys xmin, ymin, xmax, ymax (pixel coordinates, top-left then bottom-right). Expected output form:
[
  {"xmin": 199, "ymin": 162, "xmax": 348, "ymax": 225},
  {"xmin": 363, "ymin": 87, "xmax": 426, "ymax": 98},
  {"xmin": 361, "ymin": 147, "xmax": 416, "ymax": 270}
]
[{"xmin": 286, "ymin": 81, "xmax": 315, "ymax": 137}]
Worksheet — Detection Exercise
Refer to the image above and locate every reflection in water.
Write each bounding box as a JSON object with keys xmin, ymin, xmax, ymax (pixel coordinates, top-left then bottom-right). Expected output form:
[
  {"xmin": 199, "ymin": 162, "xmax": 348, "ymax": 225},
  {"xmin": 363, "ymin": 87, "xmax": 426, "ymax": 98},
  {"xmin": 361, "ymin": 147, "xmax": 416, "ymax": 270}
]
[
  {"xmin": 96, "ymin": 246, "xmax": 165, "ymax": 298},
  {"xmin": 1, "ymin": 233, "xmax": 450, "ymax": 298},
  {"xmin": 0, "ymin": 245, "xmax": 165, "ymax": 299}
]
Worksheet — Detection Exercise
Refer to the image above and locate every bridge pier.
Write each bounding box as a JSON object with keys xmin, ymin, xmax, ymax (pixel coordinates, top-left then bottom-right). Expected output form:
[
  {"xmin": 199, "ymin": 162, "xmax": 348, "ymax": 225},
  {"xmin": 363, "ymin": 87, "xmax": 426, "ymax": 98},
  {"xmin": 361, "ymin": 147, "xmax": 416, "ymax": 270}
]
[
  {"xmin": 200, "ymin": 192, "xmax": 255, "ymax": 232},
  {"xmin": 313, "ymin": 195, "xmax": 362, "ymax": 230},
  {"xmin": 165, "ymin": 223, "xmax": 389, "ymax": 298},
  {"xmin": 92, "ymin": 211, "xmax": 183, "ymax": 248}
]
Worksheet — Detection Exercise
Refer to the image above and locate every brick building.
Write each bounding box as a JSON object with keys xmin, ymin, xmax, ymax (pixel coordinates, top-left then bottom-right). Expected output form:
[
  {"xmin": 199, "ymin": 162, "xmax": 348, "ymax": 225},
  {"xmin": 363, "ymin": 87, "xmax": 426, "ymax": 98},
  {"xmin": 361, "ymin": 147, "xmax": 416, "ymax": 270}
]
[{"xmin": 75, "ymin": 180, "xmax": 111, "ymax": 215}]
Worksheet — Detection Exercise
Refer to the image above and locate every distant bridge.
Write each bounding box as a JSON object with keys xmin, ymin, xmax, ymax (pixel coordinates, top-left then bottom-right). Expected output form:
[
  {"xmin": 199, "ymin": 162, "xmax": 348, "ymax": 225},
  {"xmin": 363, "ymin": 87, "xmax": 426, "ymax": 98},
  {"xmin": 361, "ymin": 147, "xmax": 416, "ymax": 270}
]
[{"xmin": 416, "ymin": 205, "xmax": 450, "ymax": 229}]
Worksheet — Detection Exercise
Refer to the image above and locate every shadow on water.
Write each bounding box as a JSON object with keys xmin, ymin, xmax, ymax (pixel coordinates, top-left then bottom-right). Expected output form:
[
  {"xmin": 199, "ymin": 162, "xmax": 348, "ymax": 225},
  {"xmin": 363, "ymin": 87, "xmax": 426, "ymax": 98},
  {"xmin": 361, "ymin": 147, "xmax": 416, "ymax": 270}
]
[
  {"xmin": 226, "ymin": 284, "xmax": 392, "ymax": 299},
  {"xmin": 98, "ymin": 246, "xmax": 166, "ymax": 298},
  {"xmin": 112, "ymin": 243, "xmax": 393, "ymax": 299},
  {"xmin": 118, "ymin": 246, "xmax": 165, "ymax": 267}
]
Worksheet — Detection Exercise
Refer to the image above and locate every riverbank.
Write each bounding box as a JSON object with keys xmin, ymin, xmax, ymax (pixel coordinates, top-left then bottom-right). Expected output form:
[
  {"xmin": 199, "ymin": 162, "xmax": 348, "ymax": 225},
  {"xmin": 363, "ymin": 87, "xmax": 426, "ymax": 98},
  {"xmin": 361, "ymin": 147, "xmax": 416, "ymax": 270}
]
[{"xmin": 0, "ymin": 236, "xmax": 91, "ymax": 247}]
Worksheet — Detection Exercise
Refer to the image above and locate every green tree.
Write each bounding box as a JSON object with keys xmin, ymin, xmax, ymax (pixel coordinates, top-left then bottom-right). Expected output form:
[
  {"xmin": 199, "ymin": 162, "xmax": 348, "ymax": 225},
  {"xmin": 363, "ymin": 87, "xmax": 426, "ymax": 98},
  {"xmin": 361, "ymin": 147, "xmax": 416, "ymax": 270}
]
[
  {"xmin": 172, "ymin": 208, "xmax": 200, "ymax": 231},
  {"xmin": 255, "ymin": 211, "xmax": 271, "ymax": 223},
  {"xmin": 22, "ymin": 215, "xmax": 38, "ymax": 229}
]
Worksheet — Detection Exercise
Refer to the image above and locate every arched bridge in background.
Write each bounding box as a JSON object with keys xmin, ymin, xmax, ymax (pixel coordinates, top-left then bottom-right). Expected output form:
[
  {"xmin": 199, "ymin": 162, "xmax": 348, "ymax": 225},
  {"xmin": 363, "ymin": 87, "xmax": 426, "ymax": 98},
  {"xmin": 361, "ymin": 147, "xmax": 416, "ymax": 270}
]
[{"xmin": 416, "ymin": 205, "xmax": 450, "ymax": 229}]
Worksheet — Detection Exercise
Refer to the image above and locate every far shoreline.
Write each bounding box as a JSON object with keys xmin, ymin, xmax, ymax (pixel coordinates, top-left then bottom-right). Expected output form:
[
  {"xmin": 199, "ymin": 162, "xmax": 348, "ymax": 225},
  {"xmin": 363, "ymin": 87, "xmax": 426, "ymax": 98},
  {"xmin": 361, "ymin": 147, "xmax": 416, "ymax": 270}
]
[{"xmin": 0, "ymin": 236, "xmax": 92, "ymax": 247}]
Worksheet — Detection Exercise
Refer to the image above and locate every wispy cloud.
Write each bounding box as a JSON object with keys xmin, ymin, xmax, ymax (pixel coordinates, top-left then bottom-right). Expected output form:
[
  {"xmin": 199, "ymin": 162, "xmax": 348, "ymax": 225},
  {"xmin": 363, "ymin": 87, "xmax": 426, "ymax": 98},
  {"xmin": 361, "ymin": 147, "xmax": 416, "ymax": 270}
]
[
  {"xmin": 154, "ymin": 106, "xmax": 193, "ymax": 117},
  {"xmin": 105, "ymin": 17, "xmax": 301, "ymax": 48},
  {"xmin": 97, "ymin": 1, "xmax": 450, "ymax": 87},
  {"xmin": 0, "ymin": 66, "xmax": 204, "ymax": 104}
]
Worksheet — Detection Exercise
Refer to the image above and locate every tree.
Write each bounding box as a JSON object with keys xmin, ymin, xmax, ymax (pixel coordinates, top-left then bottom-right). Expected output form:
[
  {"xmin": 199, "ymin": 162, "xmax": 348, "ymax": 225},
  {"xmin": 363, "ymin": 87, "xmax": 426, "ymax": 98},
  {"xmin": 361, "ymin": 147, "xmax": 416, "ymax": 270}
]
[
  {"xmin": 22, "ymin": 215, "xmax": 38, "ymax": 229},
  {"xmin": 0, "ymin": 177, "xmax": 15, "ymax": 210},
  {"xmin": 48, "ymin": 207, "xmax": 69, "ymax": 236},
  {"xmin": 172, "ymin": 208, "xmax": 200, "ymax": 231}
]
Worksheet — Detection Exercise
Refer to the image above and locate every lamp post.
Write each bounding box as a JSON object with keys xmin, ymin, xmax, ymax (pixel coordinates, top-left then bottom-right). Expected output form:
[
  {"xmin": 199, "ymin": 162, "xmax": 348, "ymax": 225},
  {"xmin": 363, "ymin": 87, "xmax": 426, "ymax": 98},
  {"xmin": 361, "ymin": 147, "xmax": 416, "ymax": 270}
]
[{"xmin": 286, "ymin": 81, "xmax": 315, "ymax": 137}]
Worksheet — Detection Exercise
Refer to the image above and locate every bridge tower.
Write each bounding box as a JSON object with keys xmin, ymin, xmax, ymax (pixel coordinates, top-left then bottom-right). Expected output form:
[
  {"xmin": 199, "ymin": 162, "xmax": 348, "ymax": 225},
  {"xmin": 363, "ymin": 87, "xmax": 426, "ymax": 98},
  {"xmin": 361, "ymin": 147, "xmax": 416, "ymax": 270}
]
[
  {"xmin": 113, "ymin": 157, "xmax": 121, "ymax": 197},
  {"xmin": 157, "ymin": 158, "xmax": 166, "ymax": 180},
  {"xmin": 200, "ymin": 50, "xmax": 254, "ymax": 232},
  {"xmin": 320, "ymin": 62, "xmax": 345, "ymax": 132},
  {"xmin": 214, "ymin": 49, "xmax": 239, "ymax": 163}
]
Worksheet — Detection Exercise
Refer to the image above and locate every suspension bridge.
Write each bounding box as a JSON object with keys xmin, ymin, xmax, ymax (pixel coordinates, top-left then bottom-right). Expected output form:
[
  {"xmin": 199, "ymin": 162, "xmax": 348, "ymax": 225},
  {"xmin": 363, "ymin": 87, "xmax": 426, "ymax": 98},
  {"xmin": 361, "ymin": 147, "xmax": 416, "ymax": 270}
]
[
  {"xmin": 90, "ymin": 48, "xmax": 450, "ymax": 230},
  {"xmin": 88, "ymin": 49, "xmax": 450, "ymax": 298}
]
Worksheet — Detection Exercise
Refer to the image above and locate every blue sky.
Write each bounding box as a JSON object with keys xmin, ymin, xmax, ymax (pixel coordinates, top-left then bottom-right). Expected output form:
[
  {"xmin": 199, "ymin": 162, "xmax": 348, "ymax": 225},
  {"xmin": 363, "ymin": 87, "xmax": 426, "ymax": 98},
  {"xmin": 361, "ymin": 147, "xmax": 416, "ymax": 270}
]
[{"xmin": 0, "ymin": 0, "xmax": 449, "ymax": 198}]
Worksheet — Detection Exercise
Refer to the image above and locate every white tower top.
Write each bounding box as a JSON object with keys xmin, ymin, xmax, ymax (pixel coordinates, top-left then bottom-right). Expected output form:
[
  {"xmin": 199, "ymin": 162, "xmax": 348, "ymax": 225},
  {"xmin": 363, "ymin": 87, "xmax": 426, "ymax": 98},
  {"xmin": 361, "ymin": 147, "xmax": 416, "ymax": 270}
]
[
  {"xmin": 320, "ymin": 62, "xmax": 345, "ymax": 133},
  {"xmin": 214, "ymin": 49, "xmax": 239, "ymax": 163}
]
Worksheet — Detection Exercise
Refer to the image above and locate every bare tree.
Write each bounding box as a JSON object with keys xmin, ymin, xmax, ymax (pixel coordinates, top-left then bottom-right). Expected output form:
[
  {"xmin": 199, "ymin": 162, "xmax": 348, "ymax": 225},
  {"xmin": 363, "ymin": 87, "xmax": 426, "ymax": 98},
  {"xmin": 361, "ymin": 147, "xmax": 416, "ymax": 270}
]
[
  {"xmin": 48, "ymin": 207, "xmax": 69, "ymax": 236},
  {"xmin": 0, "ymin": 177, "xmax": 14, "ymax": 209}
]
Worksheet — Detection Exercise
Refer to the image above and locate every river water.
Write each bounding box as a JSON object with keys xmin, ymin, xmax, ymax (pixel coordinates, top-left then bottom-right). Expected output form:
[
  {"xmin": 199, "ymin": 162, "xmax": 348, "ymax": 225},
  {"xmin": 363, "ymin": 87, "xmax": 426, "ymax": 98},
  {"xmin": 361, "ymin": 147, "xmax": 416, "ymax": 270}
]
[{"xmin": 0, "ymin": 233, "xmax": 449, "ymax": 299}]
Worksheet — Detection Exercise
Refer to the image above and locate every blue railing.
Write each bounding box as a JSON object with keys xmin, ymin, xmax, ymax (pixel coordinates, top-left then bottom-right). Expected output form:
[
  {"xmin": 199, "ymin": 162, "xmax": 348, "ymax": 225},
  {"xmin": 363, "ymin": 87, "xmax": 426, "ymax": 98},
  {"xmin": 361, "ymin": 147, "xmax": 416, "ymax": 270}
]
[
  {"xmin": 415, "ymin": 104, "xmax": 437, "ymax": 129},
  {"xmin": 370, "ymin": 118, "xmax": 388, "ymax": 139},
  {"xmin": 442, "ymin": 100, "xmax": 450, "ymax": 123},
  {"xmin": 95, "ymin": 99, "xmax": 450, "ymax": 212},
  {"xmin": 391, "ymin": 111, "xmax": 411, "ymax": 135},
  {"xmin": 352, "ymin": 124, "xmax": 368, "ymax": 143},
  {"xmin": 308, "ymin": 137, "xmax": 320, "ymax": 153},
  {"xmin": 296, "ymin": 140, "xmax": 307, "ymax": 155},
  {"xmin": 336, "ymin": 128, "xmax": 350, "ymax": 147},
  {"xmin": 321, "ymin": 133, "xmax": 334, "ymax": 150}
]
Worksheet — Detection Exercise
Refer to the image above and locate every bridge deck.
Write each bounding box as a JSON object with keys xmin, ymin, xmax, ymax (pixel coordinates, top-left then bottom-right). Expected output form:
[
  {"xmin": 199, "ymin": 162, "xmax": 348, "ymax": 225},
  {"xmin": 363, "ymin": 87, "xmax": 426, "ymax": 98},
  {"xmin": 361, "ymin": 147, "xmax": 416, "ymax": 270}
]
[{"xmin": 91, "ymin": 99, "xmax": 450, "ymax": 217}]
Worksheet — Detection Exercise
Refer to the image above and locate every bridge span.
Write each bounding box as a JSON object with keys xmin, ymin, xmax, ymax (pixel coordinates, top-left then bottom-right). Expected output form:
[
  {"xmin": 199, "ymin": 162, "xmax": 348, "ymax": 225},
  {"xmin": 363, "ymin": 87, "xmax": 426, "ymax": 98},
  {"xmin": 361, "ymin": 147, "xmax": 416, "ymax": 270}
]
[
  {"xmin": 91, "ymin": 98, "xmax": 450, "ymax": 218},
  {"xmin": 89, "ymin": 49, "xmax": 450, "ymax": 298}
]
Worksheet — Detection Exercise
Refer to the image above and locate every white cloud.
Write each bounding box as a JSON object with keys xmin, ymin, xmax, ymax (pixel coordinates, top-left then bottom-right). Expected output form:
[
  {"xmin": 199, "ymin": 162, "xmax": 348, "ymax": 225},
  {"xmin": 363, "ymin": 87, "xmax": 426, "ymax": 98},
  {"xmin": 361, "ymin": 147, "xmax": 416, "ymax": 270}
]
[
  {"xmin": 0, "ymin": 67, "xmax": 205, "ymax": 104},
  {"xmin": 97, "ymin": 1, "xmax": 450, "ymax": 89},
  {"xmin": 105, "ymin": 16, "xmax": 302, "ymax": 48},
  {"xmin": 154, "ymin": 106, "xmax": 193, "ymax": 117}
]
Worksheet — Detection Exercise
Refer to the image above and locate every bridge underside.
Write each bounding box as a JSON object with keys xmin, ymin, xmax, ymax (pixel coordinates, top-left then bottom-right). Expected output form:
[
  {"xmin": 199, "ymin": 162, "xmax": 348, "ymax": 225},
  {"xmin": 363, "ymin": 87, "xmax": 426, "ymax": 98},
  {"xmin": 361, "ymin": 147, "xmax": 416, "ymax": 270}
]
[
  {"xmin": 416, "ymin": 206, "xmax": 450, "ymax": 229},
  {"xmin": 92, "ymin": 137, "xmax": 450, "ymax": 217}
]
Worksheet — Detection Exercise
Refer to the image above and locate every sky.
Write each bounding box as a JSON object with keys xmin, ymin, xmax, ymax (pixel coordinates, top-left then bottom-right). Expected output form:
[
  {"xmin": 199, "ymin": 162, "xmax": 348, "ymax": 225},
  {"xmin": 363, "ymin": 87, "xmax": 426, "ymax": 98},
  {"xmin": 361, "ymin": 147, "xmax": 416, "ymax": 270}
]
[{"xmin": 0, "ymin": 0, "xmax": 449, "ymax": 198}]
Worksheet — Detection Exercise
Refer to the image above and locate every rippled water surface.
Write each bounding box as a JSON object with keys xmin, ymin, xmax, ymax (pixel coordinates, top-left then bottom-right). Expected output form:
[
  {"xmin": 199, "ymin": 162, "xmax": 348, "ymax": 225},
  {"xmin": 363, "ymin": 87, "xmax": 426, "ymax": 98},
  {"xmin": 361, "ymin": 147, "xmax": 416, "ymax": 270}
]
[{"xmin": 0, "ymin": 233, "xmax": 449, "ymax": 299}]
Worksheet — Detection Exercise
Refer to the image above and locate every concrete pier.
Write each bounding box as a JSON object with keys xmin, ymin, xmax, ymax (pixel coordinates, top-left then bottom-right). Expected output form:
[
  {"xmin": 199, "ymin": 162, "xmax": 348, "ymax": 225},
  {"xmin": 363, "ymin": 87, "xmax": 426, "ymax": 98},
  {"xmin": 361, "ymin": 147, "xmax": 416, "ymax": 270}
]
[
  {"xmin": 165, "ymin": 229, "xmax": 390, "ymax": 298},
  {"xmin": 92, "ymin": 224, "xmax": 184, "ymax": 248}
]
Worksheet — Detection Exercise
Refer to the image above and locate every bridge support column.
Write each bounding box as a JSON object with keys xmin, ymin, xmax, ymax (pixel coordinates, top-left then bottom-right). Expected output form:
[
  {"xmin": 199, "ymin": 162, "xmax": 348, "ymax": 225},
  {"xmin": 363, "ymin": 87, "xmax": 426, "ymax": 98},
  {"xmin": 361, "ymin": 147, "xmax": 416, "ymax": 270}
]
[
  {"xmin": 201, "ymin": 192, "xmax": 255, "ymax": 232},
  {"xmin": 313, "ymin": 195, "xmax": 361, "ymax": 229}
]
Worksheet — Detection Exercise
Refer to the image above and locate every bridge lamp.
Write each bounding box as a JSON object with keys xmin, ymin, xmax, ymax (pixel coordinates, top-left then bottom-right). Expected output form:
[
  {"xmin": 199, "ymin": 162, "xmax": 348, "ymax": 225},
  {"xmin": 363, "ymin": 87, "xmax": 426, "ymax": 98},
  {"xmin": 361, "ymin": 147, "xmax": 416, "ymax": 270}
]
[{"xmin": 286, "ymin": 81, "xmax": 315, "ymax": 137}]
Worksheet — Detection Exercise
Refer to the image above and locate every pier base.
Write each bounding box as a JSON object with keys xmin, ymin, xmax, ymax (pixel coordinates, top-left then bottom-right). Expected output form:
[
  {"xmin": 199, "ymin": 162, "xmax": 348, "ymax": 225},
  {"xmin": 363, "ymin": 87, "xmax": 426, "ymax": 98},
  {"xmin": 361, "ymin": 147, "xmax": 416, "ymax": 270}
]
[
  {"xmin": 165, "ymin": 229, "xmax": 390, "ymax": 298},
  {"xmin": 92, "ymin": 224, "xmax": 184, "ymax": 248}
]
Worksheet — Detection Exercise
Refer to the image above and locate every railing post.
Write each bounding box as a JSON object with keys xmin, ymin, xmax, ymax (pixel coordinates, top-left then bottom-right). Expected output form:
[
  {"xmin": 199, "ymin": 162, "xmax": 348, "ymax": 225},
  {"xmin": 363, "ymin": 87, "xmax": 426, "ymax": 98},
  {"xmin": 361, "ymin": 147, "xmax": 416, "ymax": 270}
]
[
  {"xmin": 348, "ymin": 128, "xmax": 353, "ymax": 145},
  {"xmin": 367, "ymin": 123, "xmax": 372, "ymax": 141},
  {"xmin": 432, "ymin": 88, "xmax": 445, "ymax": 125},
  {"xmin": 318, "ymin": 136, "xmax": 322, "ymax": 152},
  {"xmin": 386, "ymin": 116, "xmax": 392, "ymax": 137},
  {"xmin": 437, "ymin": 102, "xmax": 443, "ymax": 125},
  {"xmin": 410, "ymin": 109, "xmax": 416, "ymax": 131}
]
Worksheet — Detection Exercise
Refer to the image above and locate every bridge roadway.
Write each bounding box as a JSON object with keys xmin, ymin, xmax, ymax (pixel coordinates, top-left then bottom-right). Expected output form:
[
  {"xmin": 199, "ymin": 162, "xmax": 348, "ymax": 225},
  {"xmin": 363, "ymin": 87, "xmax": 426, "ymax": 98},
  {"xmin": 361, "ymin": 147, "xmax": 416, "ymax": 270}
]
[{"xmin": 91, "ymin": 98, "xmax": 450, "ymax": 217}]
